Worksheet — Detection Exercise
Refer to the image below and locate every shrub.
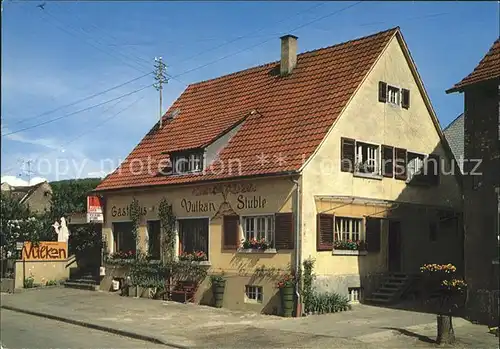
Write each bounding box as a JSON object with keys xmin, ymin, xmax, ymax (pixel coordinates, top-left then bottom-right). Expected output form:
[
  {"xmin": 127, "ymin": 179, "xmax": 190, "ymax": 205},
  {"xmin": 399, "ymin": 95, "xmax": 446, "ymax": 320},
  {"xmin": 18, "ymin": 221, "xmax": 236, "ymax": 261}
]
[
  {"xmin": 24, "ymin": 275, "xmax": 35, "ymax": 288},
  {"xmin": 308, "ymin": 292, "xmax": 351, "ymax": 314}
]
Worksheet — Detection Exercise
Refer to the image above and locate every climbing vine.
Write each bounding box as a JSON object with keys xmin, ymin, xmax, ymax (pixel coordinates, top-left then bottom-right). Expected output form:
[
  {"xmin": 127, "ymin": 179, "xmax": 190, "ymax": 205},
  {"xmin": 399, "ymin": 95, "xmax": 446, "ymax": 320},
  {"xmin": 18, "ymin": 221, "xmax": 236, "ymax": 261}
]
[
  {"xmin": 129, "ymin": 197, "xmax": 142, "ymax": 250},
  {"xmin": 302, "ymin": 258, "xmax": 316, "ymax": 314},
  {"xmin": 158, "ymin": 197, "xmax": 176, "ymax": 263}
]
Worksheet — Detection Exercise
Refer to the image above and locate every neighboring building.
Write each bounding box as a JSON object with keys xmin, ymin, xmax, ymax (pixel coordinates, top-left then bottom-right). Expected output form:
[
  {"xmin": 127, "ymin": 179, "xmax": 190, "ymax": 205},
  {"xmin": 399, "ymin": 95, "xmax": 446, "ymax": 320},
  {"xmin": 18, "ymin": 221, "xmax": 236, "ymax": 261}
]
[
  {"xmin": 447, "ymin": 38, "xmax": 500, "ymax": 325},
  {"xmin": 443, "ymin": 113, "xmax": 464, "ymax": 174},
  {"xmin": 95, "ymin": 27, "xmax": 462, "ymax": 313},
  {"xmin": 1, "ymin": 181, "xmax": 53, "ymax": 214}
]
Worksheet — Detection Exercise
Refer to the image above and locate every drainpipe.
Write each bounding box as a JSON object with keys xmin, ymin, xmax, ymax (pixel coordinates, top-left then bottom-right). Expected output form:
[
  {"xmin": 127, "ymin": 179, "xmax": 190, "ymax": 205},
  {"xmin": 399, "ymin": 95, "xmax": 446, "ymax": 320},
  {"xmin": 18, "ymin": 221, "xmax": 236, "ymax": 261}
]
[{"xmin": 291, "ymin": 176, "xmax": 302, "ymax": 317}]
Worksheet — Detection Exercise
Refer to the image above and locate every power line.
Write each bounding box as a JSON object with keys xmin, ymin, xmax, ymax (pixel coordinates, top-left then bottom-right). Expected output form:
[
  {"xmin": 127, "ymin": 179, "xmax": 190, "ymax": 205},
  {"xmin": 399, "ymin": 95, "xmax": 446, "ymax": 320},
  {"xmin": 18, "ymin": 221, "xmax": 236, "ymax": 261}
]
[
  {"xmin": 175, "ymin": 2, "xmax": 326, "ymax": 66},
  {"xmin": 171, "ymin": 1, "xmax": 363, "ymax": 79},
  {"xmin": 54, "ymin": 2, "xmax": 152, "ymax": 68},
  {"xmin": 8, "ymin": 72, "xmax": 152, "ymax": 126},
  {"xmin": 2, "ymin": 84, "xmax": 153, "ymax": 137}
]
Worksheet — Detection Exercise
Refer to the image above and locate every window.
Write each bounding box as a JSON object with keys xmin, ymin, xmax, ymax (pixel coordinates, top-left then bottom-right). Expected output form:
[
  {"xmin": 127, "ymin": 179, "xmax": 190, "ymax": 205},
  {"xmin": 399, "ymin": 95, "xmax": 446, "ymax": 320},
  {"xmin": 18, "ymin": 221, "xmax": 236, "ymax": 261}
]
[
  {"xmin": 172, "ymin": 151, "xmax": 204, "ymax": 174},
  {"xmin": 178, "ymin": 218, "xmax": 209, "ymax": 260},
  {"xmin": 387, "ymin": 85, "xmax": 401, "ymax": 105},
  {"xmin": 335, "ymin": 217, "xmax": 363, "ymax": 242},
  {"xmin": 243, "ymin": 215, "xmax": 274, "ymax": 245},
  {"xmin": 355, "ymin": 141, "xmax": 379, "ymax": 175},
  {"xmin": 407, "ymin": 152, "xmax": 426, "ymax": 181},
  {"xmin": 112, "ymin": 222, "xmax": 136, "ymax": 254},
  {"xmin": 147, "ymin": 220, "xmax": 161, "ymax": 260},
  {"xmin": 379, "ymin": 81, "xmax": 410, "ymax": 108},
  {"xmin": 245, "ymin": 285, "xmax": 263, "ymax": 303},
  {"xmin": 348, "ymin": 287, "xmax": 361, "ymax": 303}
]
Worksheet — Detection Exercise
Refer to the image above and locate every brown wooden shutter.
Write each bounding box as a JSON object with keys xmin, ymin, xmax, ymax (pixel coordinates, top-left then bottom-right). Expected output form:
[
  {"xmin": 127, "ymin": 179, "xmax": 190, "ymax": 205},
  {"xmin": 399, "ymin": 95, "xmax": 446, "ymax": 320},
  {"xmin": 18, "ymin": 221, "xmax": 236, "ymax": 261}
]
[
  {"xmin": 340, "ymin": 138, "xmax": 355, "ymax": 173},
  {"xmin": 316, "ymin": 213, "xmax": 334, "ymax": 251},
  {"xmin": 394, "ymin": 148, "xmax": 407, "ymax": 180},
  {"xmin": 365, "ymin": 217, "xmax": 381, "ymax": 252},
  {"xmin": 382, "ymin": 145, "xmax": 394, "ymax": 178},
  {"xmin": 402, "ymin": 89, "xmax": 410, "ymax": 109},
  {"xmin": 378, "ymin": 81, "xmax": 387, "ymax": 103},
  {"xmin": 426, "ymin": 154, "xmax": 440, "ymax": 186},
  {"xmin": 223, "ymin": 215, "xmax": 240, "ymax": 249},
  {"xmin": 275, "ymin": 213, "xmax": 294, "ymax": 250}
]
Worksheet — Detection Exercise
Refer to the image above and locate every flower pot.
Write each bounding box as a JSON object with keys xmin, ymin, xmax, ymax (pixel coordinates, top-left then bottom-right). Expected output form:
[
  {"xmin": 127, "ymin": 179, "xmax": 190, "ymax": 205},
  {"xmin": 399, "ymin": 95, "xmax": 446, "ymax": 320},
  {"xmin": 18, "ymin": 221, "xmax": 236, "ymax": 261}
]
[
  {"xmin": 212, "ymin": 281, "xmax": 226, "ymax": 308},
  {"xmin": 280, "ymin": 285, "xmax": 295, "ymax": 317}
]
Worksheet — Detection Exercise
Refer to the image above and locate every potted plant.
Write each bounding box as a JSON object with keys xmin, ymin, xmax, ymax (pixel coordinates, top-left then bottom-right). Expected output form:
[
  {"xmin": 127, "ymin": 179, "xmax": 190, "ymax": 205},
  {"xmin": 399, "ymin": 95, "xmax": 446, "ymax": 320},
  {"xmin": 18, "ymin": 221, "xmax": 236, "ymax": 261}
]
[
  {"xmin": 241, "ymin": 238, "xmax": 271, "ymax": 251},
  {"xmin": 277, "ymin": 273, "xmax": 296, "ymax": 317},
  {"xmin": 210, "ymin": 274, "xmax": 226, "ymax": 308}
]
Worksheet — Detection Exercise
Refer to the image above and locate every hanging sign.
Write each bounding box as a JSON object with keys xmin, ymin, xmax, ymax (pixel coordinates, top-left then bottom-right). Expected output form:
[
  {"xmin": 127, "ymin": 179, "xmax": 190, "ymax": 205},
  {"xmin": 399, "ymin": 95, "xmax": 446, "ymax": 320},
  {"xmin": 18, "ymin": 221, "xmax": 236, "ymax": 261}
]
[{"xmin": 87, "ymin": 195, "xmax": 104, "ymax": 223}]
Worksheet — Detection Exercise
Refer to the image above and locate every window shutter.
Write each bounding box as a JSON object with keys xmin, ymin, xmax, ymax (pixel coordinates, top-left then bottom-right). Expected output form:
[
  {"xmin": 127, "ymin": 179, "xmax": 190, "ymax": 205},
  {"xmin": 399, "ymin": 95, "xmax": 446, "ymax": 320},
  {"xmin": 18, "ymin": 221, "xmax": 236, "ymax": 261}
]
[
  {"xmin": 275, "ymin": 213, "xmax": 294, "ymax": 250},
  {"xmin": 223, "ymin": 215, "xmax": 240, "ymax": 249},
  {"xmin": 426, "ymin": 154, "xmax": 440, "ymax": 186},
  {"xmin": 402, "ymin": 89, "xmax": 410, "ymax": 109},
  {"xmin": 316, "ymin": 213, "xmax": 334, "ymax": 251},
  {"xmin": 378, "ymin": 81, "xmax": 387, "ymax": 103},
  {"xmin": 382, "ymin": 145, "xmax": 394, "ymax": 178},
  {"xmin": 365, "ymin": 218, "xmax": 381, "ymax": 252},
  {"xmin": 340, "ymin": 138, "xmax": 355, "ymax": 173},
  {"xmin": 394, "ymin": 148, "xmax": 407, "ymax": 180}
]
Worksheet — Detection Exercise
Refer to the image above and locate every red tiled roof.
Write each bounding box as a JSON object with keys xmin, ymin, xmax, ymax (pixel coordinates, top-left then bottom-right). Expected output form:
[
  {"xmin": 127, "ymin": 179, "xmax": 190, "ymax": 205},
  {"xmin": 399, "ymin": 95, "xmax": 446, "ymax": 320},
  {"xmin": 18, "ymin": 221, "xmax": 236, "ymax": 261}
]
[
  {"xmin": 447, "ymin": 39, "xmax": 500, "ymax": 93},
  {"xmin": 96, "ymin": 27, "xmax": 398, "ymax": 191}
]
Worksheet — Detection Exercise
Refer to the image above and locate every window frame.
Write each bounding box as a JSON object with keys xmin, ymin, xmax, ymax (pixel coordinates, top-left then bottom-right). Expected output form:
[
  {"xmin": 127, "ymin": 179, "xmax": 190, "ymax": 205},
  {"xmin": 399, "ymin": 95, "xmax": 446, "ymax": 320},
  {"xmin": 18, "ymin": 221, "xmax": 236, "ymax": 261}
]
[
  {"xmin": 406, "ymin": 151, "xmax": 428, "ymax": 183},
  {"xmin": 348, "ymin": 287, "xmax": 361, "ymax": 304},
  {"xmin": 171, "ymin": 150, "xmax": 205, "ymax": 175},
  {"xmin": 387, "ymin": 84, "xmax": 401, "ymax": 106},
  {"xmin": 354, "ymin": 140, "xmax": 381, "ymax": 176},
  {"xmin": 244, "ymin": 285, "xmax": 263, "ymax": 303},
  {"xmin": 334, "ymin": 216, "xmax": 365, "ymax": 242},
  {"xmin": 176, "ymin": 216, "xmax": 210, "ymax": 261},
  {"xmin": 111, "ymin": 221, "xmax": 136, "ymax": 254},
  {"xmin": 241, "ymin": 214, "xmax": 275, "ymax": 247},
  {"xmin": 146, "ymin": 220, "xmax": 162, "ymax": 261}
]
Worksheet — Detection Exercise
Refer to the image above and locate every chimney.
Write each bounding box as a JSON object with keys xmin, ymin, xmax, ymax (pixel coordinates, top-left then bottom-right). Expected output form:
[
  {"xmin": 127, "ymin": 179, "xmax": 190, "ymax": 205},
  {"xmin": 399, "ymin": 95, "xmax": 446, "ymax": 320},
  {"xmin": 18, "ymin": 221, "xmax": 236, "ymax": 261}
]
[{"xmin": 280, "ymin": 34, "xmax": 298, "ymax": 76}]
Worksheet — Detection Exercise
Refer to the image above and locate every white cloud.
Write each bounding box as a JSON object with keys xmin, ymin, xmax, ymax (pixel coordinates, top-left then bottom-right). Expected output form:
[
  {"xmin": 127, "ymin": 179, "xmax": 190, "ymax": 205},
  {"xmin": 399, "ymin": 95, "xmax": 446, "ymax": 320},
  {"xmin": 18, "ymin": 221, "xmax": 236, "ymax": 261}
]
[
  {"xmin": 1, "ymin": 175, "xmax": 47, "ymax": 186},
  {"xmin": 1, "ymin": 126, "xmax": 62, "ymax": 151}
]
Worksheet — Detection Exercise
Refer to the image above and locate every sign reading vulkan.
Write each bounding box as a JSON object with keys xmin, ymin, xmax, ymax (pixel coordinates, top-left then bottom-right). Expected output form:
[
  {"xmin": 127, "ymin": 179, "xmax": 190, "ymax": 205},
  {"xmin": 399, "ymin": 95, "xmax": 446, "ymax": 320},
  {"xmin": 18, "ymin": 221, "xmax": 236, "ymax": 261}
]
[{"xmin": 87, "ymin": 195, "xmax": 104, "ymax": 223}]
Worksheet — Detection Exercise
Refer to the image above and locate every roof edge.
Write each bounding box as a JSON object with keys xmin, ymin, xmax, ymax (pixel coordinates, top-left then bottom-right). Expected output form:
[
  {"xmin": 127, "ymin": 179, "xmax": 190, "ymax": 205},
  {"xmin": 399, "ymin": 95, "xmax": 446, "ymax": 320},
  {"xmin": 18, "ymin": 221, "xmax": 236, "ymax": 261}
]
[{"xmin": 93, "ymin": 170, "xmax": 300, "ymax": 194}]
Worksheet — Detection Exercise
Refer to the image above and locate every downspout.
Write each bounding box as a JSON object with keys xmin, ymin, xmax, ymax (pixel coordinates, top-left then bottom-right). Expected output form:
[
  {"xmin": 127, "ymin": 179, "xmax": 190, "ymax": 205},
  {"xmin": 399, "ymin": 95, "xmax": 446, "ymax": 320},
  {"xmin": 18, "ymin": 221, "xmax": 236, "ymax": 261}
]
[{"xmin": 291, "ymin": 176, "xmax": 302, "ymax": 317}]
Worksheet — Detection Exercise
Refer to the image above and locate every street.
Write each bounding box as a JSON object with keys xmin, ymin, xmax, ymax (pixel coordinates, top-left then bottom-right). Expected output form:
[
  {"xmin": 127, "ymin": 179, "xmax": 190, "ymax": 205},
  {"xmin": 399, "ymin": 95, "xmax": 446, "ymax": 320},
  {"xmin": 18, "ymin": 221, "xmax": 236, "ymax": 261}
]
[{"xmin": 0, "ymin": 309, "xmax": 167, "ymax": 349}]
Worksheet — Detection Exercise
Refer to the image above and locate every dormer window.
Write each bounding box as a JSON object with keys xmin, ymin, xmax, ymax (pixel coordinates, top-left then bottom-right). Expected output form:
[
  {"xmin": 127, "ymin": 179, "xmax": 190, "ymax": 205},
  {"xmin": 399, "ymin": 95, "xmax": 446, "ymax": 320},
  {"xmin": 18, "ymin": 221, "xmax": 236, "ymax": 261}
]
[{"xmin": 172, "ymin": 151, "xmax": 204, "ymax": 174}]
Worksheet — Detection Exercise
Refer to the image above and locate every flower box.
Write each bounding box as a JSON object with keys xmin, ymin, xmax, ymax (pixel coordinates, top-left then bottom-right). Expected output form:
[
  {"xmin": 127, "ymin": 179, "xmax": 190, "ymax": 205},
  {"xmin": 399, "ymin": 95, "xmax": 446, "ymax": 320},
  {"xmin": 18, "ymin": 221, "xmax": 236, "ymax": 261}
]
[
  {"xmin": 332, "ymin": 249, "xmax": 367, "ymax": 256},
  {"xmin": 178, "ymin": 251, "xmax": 208, "ymax": 262},
  {"xmin": 237, "ymin": 248, "xmax": 277, "ymax": 254},
  {"xmin": 333, "ymin": 240, "xmax": 367, "ymax": 251},
  {"xmin": 241, "ymin": 238, "xmax": 272, "ymax": 250}
]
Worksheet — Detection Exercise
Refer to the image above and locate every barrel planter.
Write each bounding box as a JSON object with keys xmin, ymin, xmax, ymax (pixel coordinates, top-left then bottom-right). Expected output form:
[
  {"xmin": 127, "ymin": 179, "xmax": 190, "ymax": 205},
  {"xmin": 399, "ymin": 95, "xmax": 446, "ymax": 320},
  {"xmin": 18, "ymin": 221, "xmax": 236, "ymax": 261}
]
[
  {"xmin": 212, "ymin": 280, "xmax": 226, "ymax": 308},
  {"xmin": 280, "ymin": 285, "xmax": 295, "ymax": 317}
]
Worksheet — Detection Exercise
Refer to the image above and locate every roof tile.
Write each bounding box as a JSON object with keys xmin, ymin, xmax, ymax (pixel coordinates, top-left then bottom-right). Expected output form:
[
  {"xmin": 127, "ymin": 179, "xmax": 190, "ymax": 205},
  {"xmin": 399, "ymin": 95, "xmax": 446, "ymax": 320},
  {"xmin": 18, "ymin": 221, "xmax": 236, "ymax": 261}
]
[
  {"xmin": 448, "ymin": 39, "xmax": 500, "ymax": 92},
  {"xmin": 96, "ymin": 27, "xmax": 398, "ymax": 191}
]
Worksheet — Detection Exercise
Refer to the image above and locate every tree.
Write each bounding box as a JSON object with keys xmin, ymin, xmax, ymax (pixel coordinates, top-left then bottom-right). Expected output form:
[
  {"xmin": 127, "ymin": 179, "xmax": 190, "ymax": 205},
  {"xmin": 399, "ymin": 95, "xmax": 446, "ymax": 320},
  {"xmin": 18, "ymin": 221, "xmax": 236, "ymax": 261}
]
[
  {"xmin": 48, "ymin": 178, "xmax": 101, "ymax": 220},
  {"xmin": 419, "ymin": 263, "xmax": 467, "ymax": 345},
  {"xmin": 1, "ymin": 192, "xmax": 55, "ymax": 256}
]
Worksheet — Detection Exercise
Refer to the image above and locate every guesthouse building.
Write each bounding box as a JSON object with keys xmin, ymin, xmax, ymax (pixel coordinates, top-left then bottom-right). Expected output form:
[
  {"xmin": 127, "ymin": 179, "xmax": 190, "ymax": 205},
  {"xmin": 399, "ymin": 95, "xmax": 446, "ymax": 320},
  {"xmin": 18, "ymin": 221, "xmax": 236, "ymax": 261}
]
[{"xmin": 95, "ymin": 27, "xmax": 463, "ymax": 314}]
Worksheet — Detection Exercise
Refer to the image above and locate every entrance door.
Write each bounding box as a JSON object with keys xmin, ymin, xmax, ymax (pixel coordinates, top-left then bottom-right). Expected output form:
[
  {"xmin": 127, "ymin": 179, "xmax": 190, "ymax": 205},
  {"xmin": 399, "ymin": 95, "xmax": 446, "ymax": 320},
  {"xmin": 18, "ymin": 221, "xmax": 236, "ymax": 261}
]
[
  {"xmin": 178, "ymin": 218, "xmax": 209, "ymax": 259},
  {"xmin": 388, "ymin": 220, "xmax": 402, "ymax": 272}
]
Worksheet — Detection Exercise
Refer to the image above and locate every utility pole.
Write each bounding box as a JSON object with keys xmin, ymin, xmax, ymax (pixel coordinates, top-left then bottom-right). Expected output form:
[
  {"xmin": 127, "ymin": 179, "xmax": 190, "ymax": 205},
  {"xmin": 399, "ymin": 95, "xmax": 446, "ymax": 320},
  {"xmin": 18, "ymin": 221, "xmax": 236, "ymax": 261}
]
[
  {"xmin": 18, "ymin": 159, "xmax": 34, "ymax": 184},
  {"xmin": 153, "ymin": 57, "xmax": 167, "ymax": 129}
]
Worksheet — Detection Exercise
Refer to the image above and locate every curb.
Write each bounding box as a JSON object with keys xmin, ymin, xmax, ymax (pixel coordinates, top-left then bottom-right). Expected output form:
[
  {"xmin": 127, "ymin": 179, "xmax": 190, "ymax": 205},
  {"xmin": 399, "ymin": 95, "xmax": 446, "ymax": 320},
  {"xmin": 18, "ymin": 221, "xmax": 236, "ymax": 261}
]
[{"xmin": 1, "ymin": 305, "xmax": 190, "ymax": 349}]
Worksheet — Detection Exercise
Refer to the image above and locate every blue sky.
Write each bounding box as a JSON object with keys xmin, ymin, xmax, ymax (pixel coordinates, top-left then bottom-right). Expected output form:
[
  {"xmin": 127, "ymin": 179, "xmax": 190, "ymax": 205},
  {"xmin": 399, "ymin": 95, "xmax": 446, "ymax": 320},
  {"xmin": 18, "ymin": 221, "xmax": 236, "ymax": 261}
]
[{"xmin": 1, "ymin": 0, "xmax": 498, "ymax": 183}]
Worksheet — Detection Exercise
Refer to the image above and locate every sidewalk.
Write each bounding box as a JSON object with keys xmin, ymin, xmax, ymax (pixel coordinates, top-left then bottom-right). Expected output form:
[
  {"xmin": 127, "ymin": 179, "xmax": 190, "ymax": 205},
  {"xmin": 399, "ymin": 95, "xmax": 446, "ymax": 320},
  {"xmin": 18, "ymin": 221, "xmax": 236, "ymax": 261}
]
[{"xmin": 1, "ymin": 288, "xmax": 497, "ymax": 348}]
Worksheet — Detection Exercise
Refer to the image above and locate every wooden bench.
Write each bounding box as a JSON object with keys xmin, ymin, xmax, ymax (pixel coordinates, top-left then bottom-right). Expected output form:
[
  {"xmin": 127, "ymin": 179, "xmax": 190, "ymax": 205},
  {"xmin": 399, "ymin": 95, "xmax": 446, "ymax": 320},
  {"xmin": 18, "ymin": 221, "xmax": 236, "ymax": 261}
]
[{"xmin": 164, "ymin": 280, "xmax": 198, "ymax": 303}]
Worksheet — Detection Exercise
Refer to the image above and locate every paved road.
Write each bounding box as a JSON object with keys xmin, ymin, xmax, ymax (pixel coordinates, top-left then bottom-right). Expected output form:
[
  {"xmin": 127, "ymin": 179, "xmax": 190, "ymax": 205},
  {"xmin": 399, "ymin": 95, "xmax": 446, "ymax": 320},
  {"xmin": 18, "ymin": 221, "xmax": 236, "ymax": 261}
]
[{"xmin": 0, "ymin": 309, "xmax": 167, "ymax": 349}]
